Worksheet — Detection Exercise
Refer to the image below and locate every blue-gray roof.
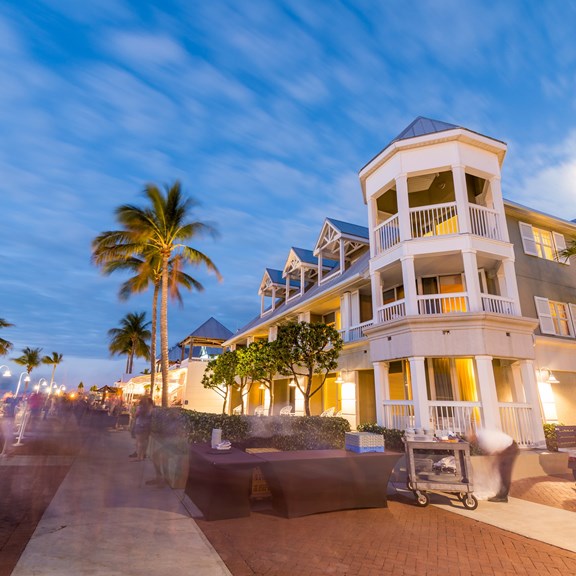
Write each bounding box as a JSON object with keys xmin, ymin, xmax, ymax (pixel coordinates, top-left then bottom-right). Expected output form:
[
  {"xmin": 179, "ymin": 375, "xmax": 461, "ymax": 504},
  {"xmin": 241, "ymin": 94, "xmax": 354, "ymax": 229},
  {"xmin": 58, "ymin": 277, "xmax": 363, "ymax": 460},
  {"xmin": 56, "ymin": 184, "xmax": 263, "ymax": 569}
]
[
  {"xmin": 265, "ymin": 268, "xmax": 300, "ymax": 288},
  {"xmin": 186, "ymin": 317, "xmax": 233, "ymax": 341},
  {"xmin": 292, "ymin": 247, "xmax": 338, "ymax": 268},
  {"xmin": 392, "ymin": 116, "xmax": 459, "ymax": 143},
  {"xmin": 230, "ymin": 250, "xmax": 370, "ymax": 341},
  {"xmin": 326, "ymin": 218, "xmax": 369, "ymax": 239},
  {"xmin": 360, "ymin": 116, "xmax": 506, "ymax": 173}
]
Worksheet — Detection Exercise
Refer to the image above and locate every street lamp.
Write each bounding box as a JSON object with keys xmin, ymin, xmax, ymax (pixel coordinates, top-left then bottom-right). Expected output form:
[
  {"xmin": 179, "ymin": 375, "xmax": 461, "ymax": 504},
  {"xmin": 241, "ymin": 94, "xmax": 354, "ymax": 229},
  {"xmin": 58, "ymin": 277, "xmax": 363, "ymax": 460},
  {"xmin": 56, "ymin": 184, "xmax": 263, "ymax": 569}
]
[
  {"xmin": 0, "ymin": 365, "xmax": 11, "ymax": 378},
  {"xmin": 15, "ymin": 372, "xmax": 31, "ymax": 397},
  {"xmin": 35, "ymin": 378, "xmax": 48, "ymax": 393}
]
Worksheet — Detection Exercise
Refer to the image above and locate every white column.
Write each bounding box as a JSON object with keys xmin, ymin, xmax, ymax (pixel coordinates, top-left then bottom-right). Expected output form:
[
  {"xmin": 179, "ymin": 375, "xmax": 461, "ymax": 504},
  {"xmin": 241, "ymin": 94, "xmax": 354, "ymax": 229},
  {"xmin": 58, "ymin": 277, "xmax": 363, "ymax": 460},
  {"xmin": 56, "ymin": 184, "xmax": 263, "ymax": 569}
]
[
  {"xmin": 268, "ymin": 326, "xmax": 278, "ymax": 342},
  {"xmin": 318, "ymin": 252, "xmax": 323, "ymax": 283},
  {"xmin": 462, "ymin": 249, "xmax": 482, "ymax": 312},
  {"xmin": 396, "ymin": 174, "xmax": 411, "ymax": 241},
  {"xmin": 409, "ymin": 357, "xmax": 430, "ymax": 429},
  {"xmin": 350, "ymin": 290, "xmax": 360, "ymax": 326},
  {"xmin": 271, "ymin": 286, "xmax": 276, "ymax": 311},
  {"xmin": 519, "ymin": 360, "xmax": 547, "ymax": 447},
  {"xmin": 501, "ymin": 258, "xmax": 521, "ymax": 315},
  {"xmin": 489, "ymin": 176, "xmax": 510, "ymax": 242},
  {"xmin": 401, "ymin": 255, "xmax": 418, "ymax": 315},
  {"xmin": 475, "ymin": 355, "xmax": 501, "ymax": 429},
  {"xmin": 452, "ymin": 165, "xmax": 471, "ymax": 233},
  {"xmin": 510, "ymin": 362, "xmax": 526, "ymax": 403},
  {"xmin": 339, "ymin": 238, "xmax": 346, "ymax": 272},
  {"xmin": 260, "ymin": 293, "xmax": 265, "ymax": 316},
  {"xmin": 373, "ymin": 361, "xmax": 389, "ymax": 426},
  {"xmin": 300, "ymin": 268, "xmax": 306, "ymax": 296},
  {"xmin": 340, "ymin": 292, "xmax": 351, "ymax": 341},
  {"xmin": 368, "ymin": 196, "xmax": 379, "ymax": 257},
  {"xmin": 371, "ymin": 272, "xmax": 383, "ymax": 321}
]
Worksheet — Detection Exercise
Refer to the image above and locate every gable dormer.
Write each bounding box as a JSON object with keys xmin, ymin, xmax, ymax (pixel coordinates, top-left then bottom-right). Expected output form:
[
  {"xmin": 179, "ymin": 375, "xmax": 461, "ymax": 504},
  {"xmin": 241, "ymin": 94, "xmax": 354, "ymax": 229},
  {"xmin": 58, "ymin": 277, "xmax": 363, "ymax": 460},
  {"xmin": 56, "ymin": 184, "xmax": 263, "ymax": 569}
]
[
  {"xmin": 258, "ymin": 268, "xmax": 300, "ymax": 316},
  {"xmin": 313, "ymin": 218, "xmax": 369, "ymax": 283},
  {"xmin": 282, "ymin": 247, "xmax": 337, "ymax": 300}
]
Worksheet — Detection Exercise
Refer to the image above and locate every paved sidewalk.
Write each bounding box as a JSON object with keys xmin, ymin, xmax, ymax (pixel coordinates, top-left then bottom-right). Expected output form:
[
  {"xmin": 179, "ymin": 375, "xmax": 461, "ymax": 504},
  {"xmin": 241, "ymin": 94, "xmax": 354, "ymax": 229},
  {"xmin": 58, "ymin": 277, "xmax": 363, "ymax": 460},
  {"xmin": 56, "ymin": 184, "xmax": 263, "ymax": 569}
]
[
  {"xmin": 3, "ymin": 419, "xmax": 576, "ymax": 575},
  {"xmin": 7, "ymin": 424, "xmax": 230, "ymax": 576}
]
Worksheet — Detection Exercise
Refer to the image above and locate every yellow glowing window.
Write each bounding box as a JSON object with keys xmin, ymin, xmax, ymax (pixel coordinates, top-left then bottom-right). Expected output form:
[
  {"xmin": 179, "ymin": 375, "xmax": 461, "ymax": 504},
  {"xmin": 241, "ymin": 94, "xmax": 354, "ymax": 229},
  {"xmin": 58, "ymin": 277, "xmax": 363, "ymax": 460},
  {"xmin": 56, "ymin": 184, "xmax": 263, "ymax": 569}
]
[
  {"xmin": 549, "ymin": 300, "xmax": 572, "ymax": 336},
  {"xmin": 533, "ymin": 227, "xmax": 555, "ymax": 261}
]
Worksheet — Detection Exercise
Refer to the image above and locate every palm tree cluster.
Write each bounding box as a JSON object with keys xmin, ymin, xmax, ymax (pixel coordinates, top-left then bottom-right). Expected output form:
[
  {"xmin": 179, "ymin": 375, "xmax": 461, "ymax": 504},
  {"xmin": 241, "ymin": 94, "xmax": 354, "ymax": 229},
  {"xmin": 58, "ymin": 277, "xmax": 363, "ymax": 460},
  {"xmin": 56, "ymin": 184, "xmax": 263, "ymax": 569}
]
[
  {"xmin": 92, "ymin": 181, "xmax": 221, "ymax": 407},
  {"xmin": 2, "ymin": 319, "xmax": 65, "ymax": 395}
]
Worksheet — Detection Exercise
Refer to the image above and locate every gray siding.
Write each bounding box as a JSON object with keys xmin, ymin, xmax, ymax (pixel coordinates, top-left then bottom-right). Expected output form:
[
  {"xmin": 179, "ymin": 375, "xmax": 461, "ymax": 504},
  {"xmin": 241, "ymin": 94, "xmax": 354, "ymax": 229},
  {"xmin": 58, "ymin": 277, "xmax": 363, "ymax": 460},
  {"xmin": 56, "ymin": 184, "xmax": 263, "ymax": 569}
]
[{"xmin": 507, "ymin": 214, "xmax": 576, "ymax": 337}]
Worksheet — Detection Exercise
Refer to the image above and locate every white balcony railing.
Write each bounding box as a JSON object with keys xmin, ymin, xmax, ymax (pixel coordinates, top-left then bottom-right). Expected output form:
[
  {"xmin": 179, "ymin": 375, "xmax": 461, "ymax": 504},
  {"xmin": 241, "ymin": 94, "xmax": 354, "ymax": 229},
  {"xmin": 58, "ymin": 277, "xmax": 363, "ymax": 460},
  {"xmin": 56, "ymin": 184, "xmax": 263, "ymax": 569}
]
[
  {"xmin": 339, "ymin": 320, "xmax": 374, "ymax": 343},
  {"xmin": 374, "ymin": 214, "xmax": 400, "ymax": 255},
  {"xmin": 410, "ymin": 201, "xmax": 458, "ymax": 238},
  {"xmin": 417, "ymin": 293, "xmax": 468, "ymax": 315},
  {"xmin": 429, "ymin": 401, "xmax": 482, "ymax": 434},
  {"xmin": 382, "ymin": 400, "xmax": 415, "ymax": 430},
  {"xmin": 469, "ymin": 204, "xmax": 502, "ymax": 240},
  {"xmin": 377, "ymin": 299, "xmax": 406, "ymax": 323},
  {"xmin": 499, "ymin": 403, "xmax": 535, "ymax": 448},
  {"xmin": 481, "ymin": 294, "xmax": 516, "ymax": 315}
]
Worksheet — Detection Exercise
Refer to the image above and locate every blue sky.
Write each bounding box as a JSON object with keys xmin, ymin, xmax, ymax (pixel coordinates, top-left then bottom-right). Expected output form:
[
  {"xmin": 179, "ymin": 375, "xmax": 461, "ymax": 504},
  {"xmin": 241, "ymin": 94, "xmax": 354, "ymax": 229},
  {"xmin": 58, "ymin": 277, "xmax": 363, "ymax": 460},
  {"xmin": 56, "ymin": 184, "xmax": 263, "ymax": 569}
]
[{"xmin": 1, "ymin": 0, "xmax": 576, "ymax": 389}]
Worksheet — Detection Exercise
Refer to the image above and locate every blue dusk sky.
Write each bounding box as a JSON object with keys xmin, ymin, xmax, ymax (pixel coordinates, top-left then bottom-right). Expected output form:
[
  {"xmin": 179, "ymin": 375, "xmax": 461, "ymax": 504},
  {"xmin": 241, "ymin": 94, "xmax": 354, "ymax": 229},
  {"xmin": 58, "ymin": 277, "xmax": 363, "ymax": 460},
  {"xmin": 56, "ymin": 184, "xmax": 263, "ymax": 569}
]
[{"xmin": 1, "ymin": 0, "xmax": 576, "ymax": 389}]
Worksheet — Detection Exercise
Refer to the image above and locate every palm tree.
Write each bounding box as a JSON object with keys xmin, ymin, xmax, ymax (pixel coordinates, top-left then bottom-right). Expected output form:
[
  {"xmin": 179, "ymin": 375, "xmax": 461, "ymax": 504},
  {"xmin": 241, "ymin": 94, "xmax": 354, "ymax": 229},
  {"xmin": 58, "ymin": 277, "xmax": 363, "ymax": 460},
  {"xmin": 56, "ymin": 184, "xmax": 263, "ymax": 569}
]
[
  {"xmin": 94, "ymin": 181, "xmax": 221, "ymax": 407},
  {"xmin": 0, "ymin": 318, "xmax": 14, "ymax": 356},
  {"xmin": 559, "ymin": 240, "xmax": 576, "ymax": 262},
  {"xmin": 108, "ymin": 312, "xmax": 151, "ymax": 374},
  {"xmin": 12, "ymin": 346, "xmax": 42, "ymax": 394},
  {"xmin": 42, "ymin": 352, "xmax": 64, "ymax": 393},
  {"xmin": 91, "ymin": 249, "xmax": 203, "ymax": 396}
]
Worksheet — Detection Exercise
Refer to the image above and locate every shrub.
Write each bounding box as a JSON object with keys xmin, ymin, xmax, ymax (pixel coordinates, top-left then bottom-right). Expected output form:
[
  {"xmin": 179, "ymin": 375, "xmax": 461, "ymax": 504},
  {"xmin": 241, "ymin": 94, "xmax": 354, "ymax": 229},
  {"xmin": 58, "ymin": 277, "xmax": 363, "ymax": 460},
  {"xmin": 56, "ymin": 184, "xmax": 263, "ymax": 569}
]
[
  {"xmin": 152, "ymin": 407, "xmax": 350, "ymax": 451},
  {"xmin": 543, "ymin": 422, "xmax": 562, "ymax": 451},
  {"xmin": 356, "ymin": 423, "xmax": 405, "ymax": 451}
]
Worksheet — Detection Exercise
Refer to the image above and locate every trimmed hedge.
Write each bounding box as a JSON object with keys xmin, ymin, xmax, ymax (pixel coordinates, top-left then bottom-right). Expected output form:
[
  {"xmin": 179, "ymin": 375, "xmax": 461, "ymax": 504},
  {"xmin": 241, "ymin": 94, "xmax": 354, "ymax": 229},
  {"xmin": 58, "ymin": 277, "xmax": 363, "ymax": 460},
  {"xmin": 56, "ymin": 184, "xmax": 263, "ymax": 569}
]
[
  {"xmin": 152, "ymin": 407, "xmax": 351, "ymax": 451},
  {"xmin": 356, "ymin": 423, "xmax": 405, "ymax": 451}
]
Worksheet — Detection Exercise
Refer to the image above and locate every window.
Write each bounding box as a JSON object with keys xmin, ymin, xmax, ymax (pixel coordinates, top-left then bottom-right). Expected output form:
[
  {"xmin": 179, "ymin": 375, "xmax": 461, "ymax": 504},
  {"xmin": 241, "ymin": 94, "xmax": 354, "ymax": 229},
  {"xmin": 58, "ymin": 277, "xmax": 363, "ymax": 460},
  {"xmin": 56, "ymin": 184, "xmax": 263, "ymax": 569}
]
[
  {"xmin": 534, "ymin": 296, "xmax": 576, "ymax": 337},
  {"xmin": 518, "ymin": 222, "xmax": 569, "ymax": 265},
  {"xmin": 382, "ymin": 284, "xmax": 404, "ymax": 304}
]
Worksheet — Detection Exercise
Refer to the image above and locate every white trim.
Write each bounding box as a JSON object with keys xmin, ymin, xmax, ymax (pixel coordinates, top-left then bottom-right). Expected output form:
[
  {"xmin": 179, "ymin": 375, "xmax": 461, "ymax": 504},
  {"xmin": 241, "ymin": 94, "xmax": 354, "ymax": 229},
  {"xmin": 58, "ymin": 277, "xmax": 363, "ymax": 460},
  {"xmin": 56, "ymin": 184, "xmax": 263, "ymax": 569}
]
[
  {"xmin": 552, "ymin": 231, "xmax": 570, "ymax": 265},
  {"xmin": 570, "ymin": 304, "xmax": 576, "ymax": 337},
  {"xmin": 534, "ymin": 296, "xmax": 555, "ymax": 335},
  {"xmin": 519, "ymin": 222, "xmax": 538, "ymax": 256}
]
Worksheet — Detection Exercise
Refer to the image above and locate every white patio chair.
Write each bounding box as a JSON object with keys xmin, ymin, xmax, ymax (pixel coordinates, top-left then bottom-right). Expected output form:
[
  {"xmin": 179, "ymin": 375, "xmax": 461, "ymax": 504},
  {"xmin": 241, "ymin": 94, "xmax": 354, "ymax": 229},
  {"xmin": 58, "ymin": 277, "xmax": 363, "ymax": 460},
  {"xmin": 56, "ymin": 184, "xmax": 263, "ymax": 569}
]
[
  {"xmin": 232, "ymin": 404, "xmax": 242, "ymax": 415},
  {"xmin": 254, "ymin": 405, "xmax": 268, "ymax": 417},
  {"xmin": 279, "ymin": 405, "xmax": 294, "ymax": 416},
  {"xmin": 335, "ymin": 410, "xmax": 343, "ymax": 417},
  {"xmin": 320, "ymin": 407, "xmax": 335, "ymax": 417}
]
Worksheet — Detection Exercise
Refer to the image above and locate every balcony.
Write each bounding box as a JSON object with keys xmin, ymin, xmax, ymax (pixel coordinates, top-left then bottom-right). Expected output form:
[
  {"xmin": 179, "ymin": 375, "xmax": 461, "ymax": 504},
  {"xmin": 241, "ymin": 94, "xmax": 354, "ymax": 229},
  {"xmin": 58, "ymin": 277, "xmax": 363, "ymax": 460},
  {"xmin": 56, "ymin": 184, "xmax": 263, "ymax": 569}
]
[
  {"xmin": 481, "ymin": 294, "xmax": 516, "ymax": 315},
  {"xmin": 339, "ymin": 320, "xmax": 373, "ymax": 343},
  {"xmin": 382, "ymin": 400, "xmax": 534, "ymax": 446},
  {"xmin": 373, "ymin": 203, "xmax": 503, "ymax": 258}
]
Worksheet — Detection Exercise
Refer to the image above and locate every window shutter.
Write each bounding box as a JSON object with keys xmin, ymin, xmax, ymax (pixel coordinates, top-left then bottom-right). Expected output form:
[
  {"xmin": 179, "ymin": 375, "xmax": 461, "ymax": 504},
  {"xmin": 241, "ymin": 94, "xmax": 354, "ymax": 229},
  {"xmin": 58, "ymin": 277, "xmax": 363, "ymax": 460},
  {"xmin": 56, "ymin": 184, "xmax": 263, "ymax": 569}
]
[
  {"xmin": 519, "ymin": 222, "xmax": 538, "ymax": 256},
  {"xmin": 552, "ymin": 232, "xmax": 570, "ymax": 265},
  {"xmin": 569, "ymin": 304, "xmax": 576, "ymax": 337},
  {"xmin": 534, "ymin": 297, "xmax": 556, "ymax": 335}
]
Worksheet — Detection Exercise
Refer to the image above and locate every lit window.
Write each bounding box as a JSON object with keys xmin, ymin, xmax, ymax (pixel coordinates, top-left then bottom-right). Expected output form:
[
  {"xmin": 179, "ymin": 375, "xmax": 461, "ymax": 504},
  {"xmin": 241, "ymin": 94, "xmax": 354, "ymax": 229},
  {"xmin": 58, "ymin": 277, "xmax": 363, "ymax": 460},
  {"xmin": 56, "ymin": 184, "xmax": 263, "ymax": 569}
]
[
  {"xmin": 518, "ymin": 222, "xmax": 570, "ymax": 264},
  {"xmin": 549, "ymin": 300, "xmax": 572, "ymax": 337},
  {"xmin": 533, "ymin": 228, "xmax": 555, "ymax": 260}
]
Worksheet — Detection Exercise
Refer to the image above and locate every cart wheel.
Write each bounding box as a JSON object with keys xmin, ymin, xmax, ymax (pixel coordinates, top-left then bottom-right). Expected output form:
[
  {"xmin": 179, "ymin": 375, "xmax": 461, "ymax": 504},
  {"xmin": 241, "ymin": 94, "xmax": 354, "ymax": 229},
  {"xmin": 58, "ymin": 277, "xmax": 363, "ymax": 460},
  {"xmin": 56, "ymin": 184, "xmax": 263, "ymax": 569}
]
[
  {"xmin": 462, "ymin": 494, "xmax": 478, "ymax": 510},
  {"xmin": 414, "ymin": 491, "xmax": 430, "ymax": 507}
]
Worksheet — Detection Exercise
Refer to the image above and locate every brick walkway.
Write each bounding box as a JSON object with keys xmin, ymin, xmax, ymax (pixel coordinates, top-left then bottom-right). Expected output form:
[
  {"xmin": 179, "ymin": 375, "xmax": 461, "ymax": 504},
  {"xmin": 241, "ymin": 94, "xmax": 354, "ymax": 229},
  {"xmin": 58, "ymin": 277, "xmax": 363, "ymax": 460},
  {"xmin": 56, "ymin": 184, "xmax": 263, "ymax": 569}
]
[
  {"xmin": 511, "ymin": 474, "xmax": 576, "ymax": 513},
  {"xmin": 197, "ymin": 495, "xmax": 576, "ymax": 576}
]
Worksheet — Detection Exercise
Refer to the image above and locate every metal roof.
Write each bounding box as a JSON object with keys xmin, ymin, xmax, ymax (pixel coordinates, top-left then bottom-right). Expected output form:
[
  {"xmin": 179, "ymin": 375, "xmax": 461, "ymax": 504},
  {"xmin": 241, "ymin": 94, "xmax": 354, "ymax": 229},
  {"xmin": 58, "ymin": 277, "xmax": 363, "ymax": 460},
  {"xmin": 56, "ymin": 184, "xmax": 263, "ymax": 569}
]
[
  {"xmin": 325, "ymin": 218, "xmax": 369, "ymax": 239},
  {"xmin": 179, "ymin": 317, "xmax": 233, "ymax": 346},
  {"xmin": 392, "ymin": 116, "xmax": 459, "ymax": 143},
  {"xmin": 228, "ymin": 250, "xmax": 370, "ymax": 342},
  {"xmin": 265, "ymin": 268, "xmax": 300, "ymax": 287},
  {"xmin": 292, "ymin": 247, "xmax": 338, "ymax": 268}
]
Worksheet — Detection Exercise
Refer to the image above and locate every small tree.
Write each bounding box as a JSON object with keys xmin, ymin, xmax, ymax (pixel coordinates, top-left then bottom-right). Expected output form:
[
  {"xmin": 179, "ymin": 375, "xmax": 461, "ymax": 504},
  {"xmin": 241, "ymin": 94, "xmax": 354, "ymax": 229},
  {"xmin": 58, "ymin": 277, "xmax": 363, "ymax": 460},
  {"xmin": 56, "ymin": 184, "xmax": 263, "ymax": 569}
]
[
  {"xmin": 78, "ymin": 382, "xmax": 85, "ymax": 393},
  {"xmin": 276, "ymin": 321, "xmax": 343, "ymax": 416},
  {"xmin": 241, "ymin": 340, "xmax": 283, "ymax": 413},
  {"xmin": 202, "ymin": 350, "xmax": 238, "ymax": 414}
]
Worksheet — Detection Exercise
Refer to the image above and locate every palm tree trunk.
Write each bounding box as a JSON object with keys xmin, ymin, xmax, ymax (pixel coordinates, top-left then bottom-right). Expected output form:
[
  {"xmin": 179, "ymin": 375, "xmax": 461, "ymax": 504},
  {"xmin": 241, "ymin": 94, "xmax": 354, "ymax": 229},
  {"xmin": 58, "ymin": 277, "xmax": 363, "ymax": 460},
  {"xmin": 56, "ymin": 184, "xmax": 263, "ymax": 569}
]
[
  {"xmin": 160, "ymin": 253, "xmax": 170, "ymax": 407},
  {"xmin": 150, "ymin": 281, "xmax": 159, "ymax": 395}
]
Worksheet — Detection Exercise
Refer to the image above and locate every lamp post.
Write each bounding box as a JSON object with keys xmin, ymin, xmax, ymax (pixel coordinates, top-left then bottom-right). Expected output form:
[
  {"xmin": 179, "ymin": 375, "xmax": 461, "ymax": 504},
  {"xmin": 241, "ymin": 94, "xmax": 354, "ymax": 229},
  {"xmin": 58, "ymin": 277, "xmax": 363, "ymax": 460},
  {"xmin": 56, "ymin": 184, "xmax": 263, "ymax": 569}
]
[
  {"xmin": 36, "ymin": 378, "xmax": 48, "ymax": 393},
  {"xmin": 15, "ymin": 372, "xmax": 31, "ymax": 397},
  {"xmin": 0, "ymin": 365, "xmax": 11, "ymax": 378}
]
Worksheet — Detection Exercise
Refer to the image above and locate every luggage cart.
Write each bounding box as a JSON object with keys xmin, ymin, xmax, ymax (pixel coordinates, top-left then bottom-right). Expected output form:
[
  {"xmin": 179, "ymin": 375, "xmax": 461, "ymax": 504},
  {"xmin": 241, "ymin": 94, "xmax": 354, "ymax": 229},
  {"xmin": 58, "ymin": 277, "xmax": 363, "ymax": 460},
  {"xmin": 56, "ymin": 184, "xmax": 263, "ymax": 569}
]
[{"xmin": 404, "ymin": 440, "xmax": 478, "ymax": 510}]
